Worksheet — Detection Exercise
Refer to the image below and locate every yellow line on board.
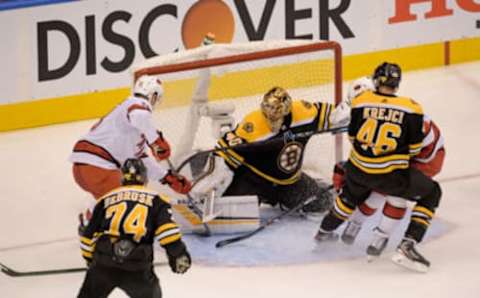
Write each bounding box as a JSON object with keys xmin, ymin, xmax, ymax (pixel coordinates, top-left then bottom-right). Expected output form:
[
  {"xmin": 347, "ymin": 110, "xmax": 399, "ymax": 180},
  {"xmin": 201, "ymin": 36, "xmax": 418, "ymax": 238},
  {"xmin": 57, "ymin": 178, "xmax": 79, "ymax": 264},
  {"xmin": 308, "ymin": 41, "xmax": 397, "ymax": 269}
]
[{"xmin": 0, "ymin": 37, "xmax": 478, "ymax": 132}]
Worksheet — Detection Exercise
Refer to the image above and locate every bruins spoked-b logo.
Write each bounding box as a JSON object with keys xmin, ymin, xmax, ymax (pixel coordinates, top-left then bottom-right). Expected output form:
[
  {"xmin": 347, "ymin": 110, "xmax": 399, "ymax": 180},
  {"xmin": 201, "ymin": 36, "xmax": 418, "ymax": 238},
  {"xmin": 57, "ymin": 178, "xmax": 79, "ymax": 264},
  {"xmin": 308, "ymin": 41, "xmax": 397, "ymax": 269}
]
[{"xmin": 278, "ymin": 142, "xmax": 304, "ymax": 173}]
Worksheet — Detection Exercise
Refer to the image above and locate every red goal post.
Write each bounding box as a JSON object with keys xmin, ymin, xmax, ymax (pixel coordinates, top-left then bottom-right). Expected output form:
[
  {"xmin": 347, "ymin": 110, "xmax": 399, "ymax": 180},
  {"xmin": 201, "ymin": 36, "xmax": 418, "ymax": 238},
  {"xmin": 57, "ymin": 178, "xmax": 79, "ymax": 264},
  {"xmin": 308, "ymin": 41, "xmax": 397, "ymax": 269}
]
[{"xmin": 132, "ymin": 40, "xmax": 343, "ymax": 178}]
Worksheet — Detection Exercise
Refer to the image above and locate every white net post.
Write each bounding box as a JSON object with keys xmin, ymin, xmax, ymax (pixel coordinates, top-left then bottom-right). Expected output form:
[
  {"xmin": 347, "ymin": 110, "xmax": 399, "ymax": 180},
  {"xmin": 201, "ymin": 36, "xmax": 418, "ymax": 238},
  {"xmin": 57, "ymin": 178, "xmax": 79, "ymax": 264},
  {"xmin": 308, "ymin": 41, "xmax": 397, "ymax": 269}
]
[{"xmin": 132, "ymin": 40, "xmax": 343, "ymax": 179}]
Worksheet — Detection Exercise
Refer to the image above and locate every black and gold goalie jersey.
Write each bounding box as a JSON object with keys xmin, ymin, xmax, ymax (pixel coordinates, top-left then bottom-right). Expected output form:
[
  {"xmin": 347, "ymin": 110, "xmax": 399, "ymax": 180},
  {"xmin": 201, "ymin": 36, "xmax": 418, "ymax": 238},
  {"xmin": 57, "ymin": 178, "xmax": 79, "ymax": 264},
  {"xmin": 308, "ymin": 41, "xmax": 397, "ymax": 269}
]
[
  {"xmin": 217, "ymin": 100, "xmax": 334, "ymax": 185},
  {"xmin": 79, "ymin": 185, "xmax": 184, "ymax": 269},
  {"xmin": 348, "ymin": 90, "xmax": 425, "ymax": 174}
]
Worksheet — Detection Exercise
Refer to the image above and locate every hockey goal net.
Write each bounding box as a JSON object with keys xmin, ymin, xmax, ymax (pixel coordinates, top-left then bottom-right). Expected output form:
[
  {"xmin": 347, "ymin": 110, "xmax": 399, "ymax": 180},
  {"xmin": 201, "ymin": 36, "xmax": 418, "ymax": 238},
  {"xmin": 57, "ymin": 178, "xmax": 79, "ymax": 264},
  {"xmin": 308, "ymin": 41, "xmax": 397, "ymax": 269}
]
[{"xmin": 132, "ymin": 40, "xmax": 342, "ymax": 180}]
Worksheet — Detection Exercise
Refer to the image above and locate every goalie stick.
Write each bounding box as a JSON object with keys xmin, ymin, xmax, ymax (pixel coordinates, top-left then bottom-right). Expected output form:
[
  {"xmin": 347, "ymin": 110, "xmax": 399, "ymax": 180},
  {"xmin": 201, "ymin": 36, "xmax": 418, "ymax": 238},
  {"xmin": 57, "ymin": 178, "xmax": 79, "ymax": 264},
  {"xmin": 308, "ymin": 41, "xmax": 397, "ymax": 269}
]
[
  {"xmin": 215, "ymin": 185, "xmax": 334, "ymax": 248},
  {"xmin": 0, "ymin": 261, "xmax": 166, "ymax": 278},
  {"xmin": 174, "ymin": 125, "xmax": 348, "ymax": 174},
  {"xmin": 166, "ymin": 159, "xmax": 212, "ymax": 237}
]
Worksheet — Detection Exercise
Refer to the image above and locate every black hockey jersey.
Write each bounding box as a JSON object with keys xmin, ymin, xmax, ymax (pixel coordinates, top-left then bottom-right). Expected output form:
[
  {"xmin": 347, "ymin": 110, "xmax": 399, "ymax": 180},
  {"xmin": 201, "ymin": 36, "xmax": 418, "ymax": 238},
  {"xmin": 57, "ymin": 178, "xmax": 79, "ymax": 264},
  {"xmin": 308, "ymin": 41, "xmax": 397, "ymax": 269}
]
[
  {"xmin": 217, "ymin": 100, "xmax": 334, "ymax": 185},
  {"xmin": 348, "ymin": 90, "xmax": 424, "ymax": 174},
  {"xmin": 79, "ymin": 185, "xmax": 185, "ymax": 269}
]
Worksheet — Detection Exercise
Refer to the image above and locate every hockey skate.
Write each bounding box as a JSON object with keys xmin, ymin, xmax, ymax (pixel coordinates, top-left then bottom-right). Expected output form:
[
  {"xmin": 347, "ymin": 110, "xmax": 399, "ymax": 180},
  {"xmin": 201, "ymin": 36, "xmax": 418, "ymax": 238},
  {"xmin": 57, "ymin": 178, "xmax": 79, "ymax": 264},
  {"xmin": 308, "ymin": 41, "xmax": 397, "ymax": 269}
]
[
  {"xmin": 341, "ymin": 220, "xmax": 362, "ymax": 245},
  {"xmin": 314, "ymin": 230, "xmax": 339, "ymax": 242},
  {"xmin": 366, "ymin": 227, "xmax": 389, "ymax": 262},
  {"xmin": 391, "ymin": 238, "xmax": 430, "ymax": 273}
]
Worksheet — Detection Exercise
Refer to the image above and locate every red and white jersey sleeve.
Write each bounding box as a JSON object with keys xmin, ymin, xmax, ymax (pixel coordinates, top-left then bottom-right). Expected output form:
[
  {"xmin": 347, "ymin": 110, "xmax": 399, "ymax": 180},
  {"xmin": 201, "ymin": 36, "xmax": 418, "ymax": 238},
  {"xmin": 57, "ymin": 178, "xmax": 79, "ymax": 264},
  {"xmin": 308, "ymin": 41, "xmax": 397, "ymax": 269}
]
[
  {"xmin": 411, "ymin": 115, "xmax": 445, "ymax": 177},
  {"xmin": 69, "ymin": 96, "xmax": 166, "ymax": 180}
]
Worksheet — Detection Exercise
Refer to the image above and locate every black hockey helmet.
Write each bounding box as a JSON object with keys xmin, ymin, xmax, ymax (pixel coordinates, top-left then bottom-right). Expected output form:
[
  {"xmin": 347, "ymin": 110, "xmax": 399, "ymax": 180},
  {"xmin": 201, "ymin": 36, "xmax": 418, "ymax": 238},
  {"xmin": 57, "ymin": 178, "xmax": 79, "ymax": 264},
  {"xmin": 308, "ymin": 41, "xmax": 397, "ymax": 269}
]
[
  {"xmin": 121, "ymin": 158, "xmax": 148, "ymax": 185},
  {"xmin": 372, "ymin": 62, "xmax": 402, "ymax": 90}
]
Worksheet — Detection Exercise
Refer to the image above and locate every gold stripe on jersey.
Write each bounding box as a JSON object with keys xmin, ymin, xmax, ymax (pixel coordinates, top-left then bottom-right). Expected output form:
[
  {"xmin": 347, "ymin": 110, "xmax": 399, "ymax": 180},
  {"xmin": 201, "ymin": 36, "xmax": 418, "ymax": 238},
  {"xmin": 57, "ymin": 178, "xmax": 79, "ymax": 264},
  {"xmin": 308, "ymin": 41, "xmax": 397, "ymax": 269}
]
[
  {"xmin": 217, "ymin": 139, "xmax": 243, "ymax": 168},
  {"xmin": 159, "ymin": 233, "xmax": 181, "ymax": 246},
  {"xmin": 80, "ymin": 236, "xmax": 95, "ymax": 246},
  {"xmin": 242, "ymin": 162, "xmax": 301, "ymax": 185},
  {"xmin": 409, "ymin": 142, "xmax": 423, "ymax": 156},
  {"xmin": 82, "ymin": 251, "xmax": 93, "ymax": 259},
  {"xmin": 316, "ymin": 102, "xmax": 333, "ymax": 131},
  {"xmin": 333, "ymin": 196, "xmax": 354, "ymax": 220},
  {"xmin": 155, "ymin": 223, "xmax": 179, "ymax": 236},
  {"xmin": 351, "ymin": 91, "xmax": 424, "ymax": 115},
  {"xmin": 349, "ymin": 147, "xmax": 410, "ymax": 174},
  {"xmin": 218, "ymin": 137, "xmax": 302, "ymax": 185},
  {"xmin": 217, "ymin": 151, "xmax": 241, "ymax": 168},
  {"xmin": 80, "ymin": 235, "xmax": 97, "ymax": 260},
  {"xmin": 412, "ymin": 206, "xmax": 434, "ymax": 218},
  {"xmin": 411, "ymin": 217, "xmax": 430, "ymax": 227}
]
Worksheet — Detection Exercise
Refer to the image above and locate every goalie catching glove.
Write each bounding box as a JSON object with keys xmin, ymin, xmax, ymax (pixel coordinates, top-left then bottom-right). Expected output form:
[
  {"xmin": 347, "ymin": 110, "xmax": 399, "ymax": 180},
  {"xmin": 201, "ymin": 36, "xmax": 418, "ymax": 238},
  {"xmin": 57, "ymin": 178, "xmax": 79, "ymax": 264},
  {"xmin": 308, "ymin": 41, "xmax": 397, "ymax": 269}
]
[
  {"xmin": 149, "ymin": 131, "xmax": 171, "ymax": 161},
  {"xmin": 161, "ymin": 170, "xmax": 192, "ymax": 194}
]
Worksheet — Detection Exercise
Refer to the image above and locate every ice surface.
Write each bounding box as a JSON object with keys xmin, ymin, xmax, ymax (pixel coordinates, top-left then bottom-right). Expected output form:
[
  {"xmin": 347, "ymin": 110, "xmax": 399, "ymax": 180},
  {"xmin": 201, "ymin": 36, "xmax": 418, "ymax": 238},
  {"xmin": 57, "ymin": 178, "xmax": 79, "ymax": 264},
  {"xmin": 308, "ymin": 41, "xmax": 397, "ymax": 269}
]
[{"xmin": 1, "ymin": 62, "xmax": 479, "ymax": 298}]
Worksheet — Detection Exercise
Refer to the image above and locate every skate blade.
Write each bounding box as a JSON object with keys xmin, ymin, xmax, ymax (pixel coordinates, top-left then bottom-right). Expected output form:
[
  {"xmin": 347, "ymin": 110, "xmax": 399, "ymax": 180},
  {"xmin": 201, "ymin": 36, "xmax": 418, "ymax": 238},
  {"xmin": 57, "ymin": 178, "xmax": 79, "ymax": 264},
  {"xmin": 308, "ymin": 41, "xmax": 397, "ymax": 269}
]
[
  {"xmin": 367, "ymin": 254, "xmax": 379, "ymax": 263},
  {"xmin": 391, "ymin": 253, "xmax": 429, "ymax": 273},
  {"xmin": 340, "ymin": 236, "xmax": 355, "ymax": 245}
]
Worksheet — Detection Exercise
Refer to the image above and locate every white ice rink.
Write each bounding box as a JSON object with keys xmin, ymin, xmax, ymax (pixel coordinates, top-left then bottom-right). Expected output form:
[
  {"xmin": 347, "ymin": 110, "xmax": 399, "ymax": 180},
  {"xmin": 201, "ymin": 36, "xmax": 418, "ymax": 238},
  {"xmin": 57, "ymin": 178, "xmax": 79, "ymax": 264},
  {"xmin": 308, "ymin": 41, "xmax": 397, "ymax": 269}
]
[{"xmin": 1, "ymin": 61, "xmax": 479, "ymax": 298}]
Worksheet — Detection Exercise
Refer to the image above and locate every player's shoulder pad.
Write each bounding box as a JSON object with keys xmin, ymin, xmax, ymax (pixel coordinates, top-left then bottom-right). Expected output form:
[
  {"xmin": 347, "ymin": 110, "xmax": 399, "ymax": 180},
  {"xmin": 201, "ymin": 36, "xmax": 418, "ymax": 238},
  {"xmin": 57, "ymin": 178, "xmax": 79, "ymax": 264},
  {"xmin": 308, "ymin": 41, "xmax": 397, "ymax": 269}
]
[
  {"xmin": 235, "ymin": 110, "xmax": 272, "ymax": 141},
  {"xmin": 395, "ymin": 96, "xmax": 424, "ymax": 115},
  {"xmin": 127, "ymin": 97, "xmax": 152, "ymax": 113},
  {"xmin": 350, "ymin": 90, "xmax": 373, "ymax": 107},
  {"xmin": 291, "ymin": 100, "xmax": 317, "ymax": 123},
  {"xmin": 351, "ymin": 91, "xmax": 424, "ymax": 115}
]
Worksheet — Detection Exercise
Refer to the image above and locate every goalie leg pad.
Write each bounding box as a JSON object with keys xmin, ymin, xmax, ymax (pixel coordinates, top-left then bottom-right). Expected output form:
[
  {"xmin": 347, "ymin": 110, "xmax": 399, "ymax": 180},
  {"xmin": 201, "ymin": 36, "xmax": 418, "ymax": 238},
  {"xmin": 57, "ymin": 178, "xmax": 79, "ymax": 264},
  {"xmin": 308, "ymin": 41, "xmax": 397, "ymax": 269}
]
[
  {"xmin": 191, "ymin": 156, "xmax": 234, "ymax": 198},
  {"xmin": 172, "ymin": 195, "xmax": 260, "ymax": 235}
]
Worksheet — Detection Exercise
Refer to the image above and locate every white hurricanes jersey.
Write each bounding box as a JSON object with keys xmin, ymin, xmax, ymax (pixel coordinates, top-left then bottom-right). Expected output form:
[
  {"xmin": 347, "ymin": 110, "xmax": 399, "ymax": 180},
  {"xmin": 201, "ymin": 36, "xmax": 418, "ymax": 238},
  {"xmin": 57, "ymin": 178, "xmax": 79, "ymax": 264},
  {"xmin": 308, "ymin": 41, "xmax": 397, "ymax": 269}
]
[
  {"xmin": 415, "ymin": 114, "xmax": 444, "ymax": 164},
  {"xmin": 69, "ymin": 96, "xmax": 167, "ymax": 180}
]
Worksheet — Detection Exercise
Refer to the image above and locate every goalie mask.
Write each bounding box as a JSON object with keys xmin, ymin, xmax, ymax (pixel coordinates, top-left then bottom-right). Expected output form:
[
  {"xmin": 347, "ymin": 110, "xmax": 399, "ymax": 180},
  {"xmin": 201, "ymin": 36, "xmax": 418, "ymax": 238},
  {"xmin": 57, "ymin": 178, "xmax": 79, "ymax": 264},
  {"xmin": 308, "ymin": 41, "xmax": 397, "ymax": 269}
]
[
  {"xmin": 133, "ymin": 75, "xmax": 164, "ymax": 109},
  {"xmin": 261, "ymin": 87, "xmax": 292, "ymax": 132},
  {"xmin": 121, "ymin": 158, "xmax": 148, "ymax": 186}
]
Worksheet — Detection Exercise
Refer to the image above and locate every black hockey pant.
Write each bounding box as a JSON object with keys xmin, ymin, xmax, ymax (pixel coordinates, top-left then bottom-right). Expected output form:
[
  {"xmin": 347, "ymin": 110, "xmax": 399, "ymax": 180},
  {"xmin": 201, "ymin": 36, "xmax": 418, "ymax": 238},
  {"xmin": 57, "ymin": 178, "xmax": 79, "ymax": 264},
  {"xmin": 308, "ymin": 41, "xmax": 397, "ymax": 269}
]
[
  {"xmin": 321, "ymin": 162, "xmax": 442, "ymax": 242},
  {"xmin": 77, "ymin": 263, "xmax": 161, "ymax": 298}
]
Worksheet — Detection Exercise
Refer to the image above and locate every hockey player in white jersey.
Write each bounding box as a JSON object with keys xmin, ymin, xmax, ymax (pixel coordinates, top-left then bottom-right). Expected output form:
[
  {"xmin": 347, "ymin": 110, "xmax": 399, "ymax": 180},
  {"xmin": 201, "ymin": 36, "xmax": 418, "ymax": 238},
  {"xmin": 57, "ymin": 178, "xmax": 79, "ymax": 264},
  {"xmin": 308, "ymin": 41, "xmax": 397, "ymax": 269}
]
[{"xmin": 70, "ymin": 75, "xmax": 192, "ymax": 222}]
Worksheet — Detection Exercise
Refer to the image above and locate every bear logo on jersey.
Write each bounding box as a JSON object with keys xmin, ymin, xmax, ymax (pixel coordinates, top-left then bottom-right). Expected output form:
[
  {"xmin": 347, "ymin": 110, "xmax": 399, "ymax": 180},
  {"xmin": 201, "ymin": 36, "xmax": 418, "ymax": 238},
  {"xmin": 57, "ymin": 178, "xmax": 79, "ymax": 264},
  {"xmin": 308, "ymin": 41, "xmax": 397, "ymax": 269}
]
[{"xmin": 278, "ymin": 142, "xmax": 303, "ymax": 173}]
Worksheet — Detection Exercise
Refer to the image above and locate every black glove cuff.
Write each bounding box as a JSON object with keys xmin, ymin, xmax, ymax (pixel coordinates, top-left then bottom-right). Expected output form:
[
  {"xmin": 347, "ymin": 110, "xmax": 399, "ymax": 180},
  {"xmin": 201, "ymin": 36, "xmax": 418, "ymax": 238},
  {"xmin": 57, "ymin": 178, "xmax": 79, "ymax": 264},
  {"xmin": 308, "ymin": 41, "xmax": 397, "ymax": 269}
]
[{"xmin": 165, "ymin": 240, "xmax": 187, "ymax": 258}]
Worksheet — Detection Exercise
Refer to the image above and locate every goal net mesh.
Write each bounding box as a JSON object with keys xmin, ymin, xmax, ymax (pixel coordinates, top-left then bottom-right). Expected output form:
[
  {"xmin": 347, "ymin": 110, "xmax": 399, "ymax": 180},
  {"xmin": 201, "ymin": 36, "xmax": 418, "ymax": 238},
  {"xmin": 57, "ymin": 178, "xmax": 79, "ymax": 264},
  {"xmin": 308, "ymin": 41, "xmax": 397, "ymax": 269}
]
[{"xmin": 132, "ymin": 40, "xmax": 342, "ymax": 180}]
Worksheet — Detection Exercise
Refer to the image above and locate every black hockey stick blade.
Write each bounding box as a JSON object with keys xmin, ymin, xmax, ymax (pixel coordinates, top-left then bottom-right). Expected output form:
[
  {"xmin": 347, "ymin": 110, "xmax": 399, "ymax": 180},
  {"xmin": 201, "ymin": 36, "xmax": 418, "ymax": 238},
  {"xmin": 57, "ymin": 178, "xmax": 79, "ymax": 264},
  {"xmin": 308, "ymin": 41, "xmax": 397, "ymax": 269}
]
[
  {"xmin": 0, "ymin": 262, "xmax": 86, "ymax": 277},
  {"xmin": 215, "ymin": 185, "xmax": 334, "ymax": 248},
  {"xmin": 215, "ymin": 226, "xmax": 266, "ymax": 248},
  {"xmin": 0, "ymin": 261, "xmax": 166, "ymax": 278}
]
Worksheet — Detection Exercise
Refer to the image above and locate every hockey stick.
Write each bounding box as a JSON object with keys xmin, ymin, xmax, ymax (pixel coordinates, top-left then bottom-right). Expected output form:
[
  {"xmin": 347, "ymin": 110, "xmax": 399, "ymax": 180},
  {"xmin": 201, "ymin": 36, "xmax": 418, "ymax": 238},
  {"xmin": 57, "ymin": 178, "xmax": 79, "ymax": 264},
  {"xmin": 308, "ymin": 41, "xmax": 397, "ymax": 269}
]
[
  {"xmin": 166, "ymin": 159, "xmax": 212, "ymax": 237},
  {"xmin": 0, "ymin": 261, "xmax": 166, "ymax": 278},
  {"xmin": 215, "ymin": 184, "xmax": 334, "ymax": 248},
  {"xmin": 174, "ymin": 125, "xmax": 348, "ymax": 174}
]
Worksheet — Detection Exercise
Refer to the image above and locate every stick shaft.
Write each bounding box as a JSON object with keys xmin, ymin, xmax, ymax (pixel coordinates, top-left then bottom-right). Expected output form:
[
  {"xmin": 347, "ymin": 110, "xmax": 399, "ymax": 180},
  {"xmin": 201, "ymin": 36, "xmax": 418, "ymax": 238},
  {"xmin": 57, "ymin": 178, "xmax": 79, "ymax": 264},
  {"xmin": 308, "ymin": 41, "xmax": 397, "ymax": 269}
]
[
  {"xmin": 0, "ymin": 261, "xmax": 166, "ymax": 277},
  {"xmin": 215, "ymin": 185, "xmax": 333, "ymax": 248}
]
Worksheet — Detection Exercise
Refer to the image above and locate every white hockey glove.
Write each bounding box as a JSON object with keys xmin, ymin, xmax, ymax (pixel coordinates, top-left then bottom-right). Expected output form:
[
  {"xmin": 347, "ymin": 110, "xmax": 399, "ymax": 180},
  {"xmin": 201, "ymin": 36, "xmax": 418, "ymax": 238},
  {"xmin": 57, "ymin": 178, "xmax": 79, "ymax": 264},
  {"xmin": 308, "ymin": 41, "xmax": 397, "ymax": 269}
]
[
  {"xmin": 346, "ymin": 76, "xmax": 375, "ymax": 104},
  {"xmin": 329, "ymin": 101, "xmax": 351, "ymax": 127},
  {"xmin": 191, "ymin": 155, "xmax": 234, "ymax": 199}
]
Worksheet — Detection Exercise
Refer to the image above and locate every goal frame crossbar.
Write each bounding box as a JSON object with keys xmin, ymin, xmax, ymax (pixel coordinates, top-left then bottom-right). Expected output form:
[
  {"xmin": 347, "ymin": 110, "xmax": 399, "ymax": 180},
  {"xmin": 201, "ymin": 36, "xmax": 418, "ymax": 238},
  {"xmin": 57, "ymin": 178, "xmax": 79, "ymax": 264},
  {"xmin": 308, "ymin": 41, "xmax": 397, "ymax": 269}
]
[{"xmin": 134, "ymin": 40, "xmax": 343, "ymax": 161}]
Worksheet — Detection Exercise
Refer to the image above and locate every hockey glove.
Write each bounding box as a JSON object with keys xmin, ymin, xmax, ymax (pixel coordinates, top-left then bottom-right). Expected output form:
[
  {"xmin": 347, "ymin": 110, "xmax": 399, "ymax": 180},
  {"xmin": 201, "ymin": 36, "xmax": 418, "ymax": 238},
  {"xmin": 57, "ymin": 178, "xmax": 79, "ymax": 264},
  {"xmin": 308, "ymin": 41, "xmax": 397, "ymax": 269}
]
[
  {"xmin": 149, "ymin": 131, "xmax": 171, "ymax": 161},
  {"xmin": 332, "ymin": 161, "xmax": 347, "ymax": 192},
  {"xmin": 168, "ymin": 251, "xmax": 191, "ymax": 274},
  {"xmin": 161, "ymin": 170, "xmax": 192, "ymax": 194}
]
